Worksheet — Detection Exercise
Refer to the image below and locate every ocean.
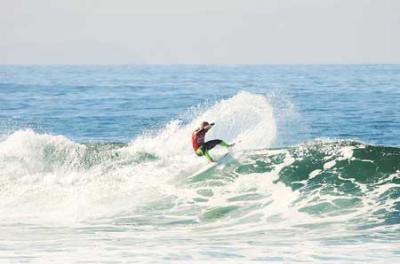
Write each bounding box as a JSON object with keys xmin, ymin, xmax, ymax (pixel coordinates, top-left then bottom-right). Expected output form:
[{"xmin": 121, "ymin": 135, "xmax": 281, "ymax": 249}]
[{"xmin": 0, "ymin": 65, "xmax": 399, "ymax": 263}]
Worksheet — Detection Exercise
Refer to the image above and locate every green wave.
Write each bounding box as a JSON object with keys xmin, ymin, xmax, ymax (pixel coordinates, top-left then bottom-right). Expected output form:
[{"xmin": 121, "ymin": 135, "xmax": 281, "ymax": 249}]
[{"xmin": 190, "ymin": 140, "xmax": 400, "ymax": 226}]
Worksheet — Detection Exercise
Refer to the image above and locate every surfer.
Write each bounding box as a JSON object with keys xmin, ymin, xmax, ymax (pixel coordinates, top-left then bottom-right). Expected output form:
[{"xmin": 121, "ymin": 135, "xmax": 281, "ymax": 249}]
[{"xmin": 192, "ymin": 121, "xmax": 234, "ymax": 162}]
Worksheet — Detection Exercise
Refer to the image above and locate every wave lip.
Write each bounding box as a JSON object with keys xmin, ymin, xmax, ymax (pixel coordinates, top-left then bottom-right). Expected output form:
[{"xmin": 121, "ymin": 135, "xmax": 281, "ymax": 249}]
[{"xmin": 131, "ymin": 91, "xmax": 277, "ymax": 157}]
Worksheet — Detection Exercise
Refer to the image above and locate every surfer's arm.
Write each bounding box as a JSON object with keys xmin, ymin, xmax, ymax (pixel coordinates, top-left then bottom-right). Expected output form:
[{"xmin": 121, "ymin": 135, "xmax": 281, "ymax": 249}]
[
  {"xmin": 193, "ymin": 128, "xmax": 204, "ymax": 135},
  {"xmin": 195, "ymin": 123, "xmax": 214, "ymax": 135},
  {"xmin": 204, "ymin": 122, "xmax": 215, "ymax": 131}
]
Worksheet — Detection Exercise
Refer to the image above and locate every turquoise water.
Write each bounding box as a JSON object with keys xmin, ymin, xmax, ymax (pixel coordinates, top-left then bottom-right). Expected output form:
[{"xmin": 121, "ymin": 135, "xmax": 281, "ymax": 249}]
[{"xmin": 0, "ymin": 65, "xmax": 399, "ymax": 263}]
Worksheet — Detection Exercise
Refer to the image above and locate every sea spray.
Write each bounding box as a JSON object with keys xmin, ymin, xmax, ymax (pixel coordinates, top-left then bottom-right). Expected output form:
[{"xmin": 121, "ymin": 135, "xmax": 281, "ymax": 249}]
[{"xmin": 0, "ymin": 92, "xmax": 278, "ymax": 224}]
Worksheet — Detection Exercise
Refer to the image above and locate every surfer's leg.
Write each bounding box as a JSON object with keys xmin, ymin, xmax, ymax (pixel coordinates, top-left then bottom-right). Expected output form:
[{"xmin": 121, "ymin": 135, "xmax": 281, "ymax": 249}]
[
  {"xmin": 196, "ymin": 145, "xmax": 214, "ymax": 162},
  {"xmin": 203, "ymin": 149, "xmax": 214, "ymax": 162},
  {"xmin": 204, "ymin": 139, "xmax": 230, "ymax": 150},
  {"xmin": 196, "ymin": 147, "xmax": 204, "ymax": 156},
  {"xmin": 219, "ymin": 141, "xmax": 230, "ymax": 147},
  {"xmin": 203, "ymin": 140, "xmax": 222, "ymax": 151}
]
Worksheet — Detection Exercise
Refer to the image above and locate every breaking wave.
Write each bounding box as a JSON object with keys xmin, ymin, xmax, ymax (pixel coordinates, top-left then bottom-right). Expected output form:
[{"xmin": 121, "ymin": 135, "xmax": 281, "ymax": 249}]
[{"xmin": 0, "ymin": 91, "xmax": 399, "ymax": 234}]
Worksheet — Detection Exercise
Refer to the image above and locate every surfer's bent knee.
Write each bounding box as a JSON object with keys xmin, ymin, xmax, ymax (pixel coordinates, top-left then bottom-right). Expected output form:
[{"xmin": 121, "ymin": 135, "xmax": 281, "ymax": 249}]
[{"xmin": 196, "ymin": 147, "xmax": 204, "ymax": 156}]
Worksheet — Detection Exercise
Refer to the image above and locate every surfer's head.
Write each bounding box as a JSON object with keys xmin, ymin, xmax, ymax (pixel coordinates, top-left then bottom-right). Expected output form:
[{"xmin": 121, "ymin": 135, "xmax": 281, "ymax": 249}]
[
  {"xmin": 200, "ymin": 121, "xmax": 215, "ymax": 130},
  {"xmin": 200, "ymin": 121, "xmax": 210, "ymax": 128}
]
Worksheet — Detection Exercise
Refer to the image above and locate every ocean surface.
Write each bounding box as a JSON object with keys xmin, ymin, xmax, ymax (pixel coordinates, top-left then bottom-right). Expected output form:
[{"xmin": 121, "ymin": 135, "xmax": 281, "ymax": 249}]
[{"xmin": 0, "ymin": 65, "xmax": 399, "ymax": 263}]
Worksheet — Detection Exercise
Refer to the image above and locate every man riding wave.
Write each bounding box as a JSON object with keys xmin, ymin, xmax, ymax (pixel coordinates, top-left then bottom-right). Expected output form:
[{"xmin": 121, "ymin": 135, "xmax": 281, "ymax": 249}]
[{"xmin": 192, "ymin": 121, "xmax": 234, "ymax": 162}]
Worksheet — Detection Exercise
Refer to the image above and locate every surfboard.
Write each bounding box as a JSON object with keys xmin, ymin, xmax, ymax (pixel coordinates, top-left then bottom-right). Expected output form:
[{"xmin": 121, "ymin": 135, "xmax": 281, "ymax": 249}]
[
  {"xmin": 190, "ymin": 140, "xmax": 240, "ymax": 181},
  {"xmin": 191, "ymin": 152, "xmax": 231, "ymax": 181}
]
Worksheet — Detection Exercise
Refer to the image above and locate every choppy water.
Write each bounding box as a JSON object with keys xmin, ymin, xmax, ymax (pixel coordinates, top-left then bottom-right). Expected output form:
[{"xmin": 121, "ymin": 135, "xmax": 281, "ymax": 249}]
[{"xmin": 0, "ymin": 65, "xmax": 399, "ymax": 263}]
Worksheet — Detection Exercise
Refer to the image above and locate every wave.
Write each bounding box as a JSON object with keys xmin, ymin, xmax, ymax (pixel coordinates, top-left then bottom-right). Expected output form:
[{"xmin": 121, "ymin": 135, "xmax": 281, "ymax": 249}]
[{"xmin": 0, "ymin": 92, "xmax": 399, "ymax": 232}]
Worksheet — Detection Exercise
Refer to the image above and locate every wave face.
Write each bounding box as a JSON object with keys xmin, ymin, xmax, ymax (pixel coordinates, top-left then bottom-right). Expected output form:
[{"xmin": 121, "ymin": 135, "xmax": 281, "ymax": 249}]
[{"xmin": 1, "ymin": 91, "xmax": 399, "ymax": 262}]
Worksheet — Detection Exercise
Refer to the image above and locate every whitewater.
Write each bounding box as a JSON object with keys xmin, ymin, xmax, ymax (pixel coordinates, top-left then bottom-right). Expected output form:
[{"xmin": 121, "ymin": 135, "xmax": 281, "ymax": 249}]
[{"xmin": 0, "ymin": 65, "xmax": 400, "ymax": 263}]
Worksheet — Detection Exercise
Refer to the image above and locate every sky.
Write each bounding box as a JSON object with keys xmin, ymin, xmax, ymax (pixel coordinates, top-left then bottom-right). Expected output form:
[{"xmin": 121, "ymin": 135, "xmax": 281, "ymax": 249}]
[{"xmin": 1, "ymin": 0, "xmax": 399, "ymax": 64}]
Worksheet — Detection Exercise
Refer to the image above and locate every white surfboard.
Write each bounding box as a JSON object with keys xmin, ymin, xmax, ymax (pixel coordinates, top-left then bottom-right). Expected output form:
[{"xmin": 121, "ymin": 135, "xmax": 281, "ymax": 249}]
[
  {"xmin": 190, "ymin": 140, "xmax": 240, "ymax": 180},
  {"xmin": 192, "ymin": 152, "xmax": 231, "ymax": 178}
]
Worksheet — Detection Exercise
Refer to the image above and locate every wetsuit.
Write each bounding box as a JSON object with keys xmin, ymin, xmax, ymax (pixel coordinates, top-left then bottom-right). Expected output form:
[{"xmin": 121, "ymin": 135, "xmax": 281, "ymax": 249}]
[{"xmin": 192, "ymin": 128, "xmax": 229, "ymax": 161}]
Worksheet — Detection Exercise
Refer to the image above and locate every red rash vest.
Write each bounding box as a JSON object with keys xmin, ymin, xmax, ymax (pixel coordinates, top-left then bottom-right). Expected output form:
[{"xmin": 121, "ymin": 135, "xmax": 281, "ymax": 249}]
[{"xmin": 192, "ymin": 129, "xmax": 206, "ymax": 151}]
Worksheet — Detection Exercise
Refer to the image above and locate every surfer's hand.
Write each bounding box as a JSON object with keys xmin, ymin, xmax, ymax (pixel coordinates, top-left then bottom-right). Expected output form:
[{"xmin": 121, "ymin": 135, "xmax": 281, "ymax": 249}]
[{"xmin": 205, "ymin": 123, "xmax": 214, "ymax": 130}]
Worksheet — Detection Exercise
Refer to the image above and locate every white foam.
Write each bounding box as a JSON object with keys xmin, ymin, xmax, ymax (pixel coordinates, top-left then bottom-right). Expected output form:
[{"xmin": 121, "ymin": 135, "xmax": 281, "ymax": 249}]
[
  {"xmin": 130, "ymin": 91, "xmax": 277, "ymax": 157},
  {"xmin": 309, "ymin": 169, "xmax": 322, "ymax": 178},
  {"xmin": 0, "ymin": 91, "xmax": 278, "ymax": 224},
  {"xmin": 323, "ymin": 160, "xmax": 336, "ymax": 170}
]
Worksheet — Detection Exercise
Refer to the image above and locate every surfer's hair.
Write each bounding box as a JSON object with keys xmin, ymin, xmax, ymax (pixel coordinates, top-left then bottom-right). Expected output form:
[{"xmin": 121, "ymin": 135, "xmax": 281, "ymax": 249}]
[{"xmin": 201, "ymin": 121, "xmax": 209, "ymax": 128}]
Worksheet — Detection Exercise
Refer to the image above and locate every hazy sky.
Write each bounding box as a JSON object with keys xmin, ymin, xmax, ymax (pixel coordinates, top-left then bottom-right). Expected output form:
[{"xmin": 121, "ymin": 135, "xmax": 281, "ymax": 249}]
[{"xmin": 1, "ymin": 0, "xmax": 399, "ymax": 64}]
